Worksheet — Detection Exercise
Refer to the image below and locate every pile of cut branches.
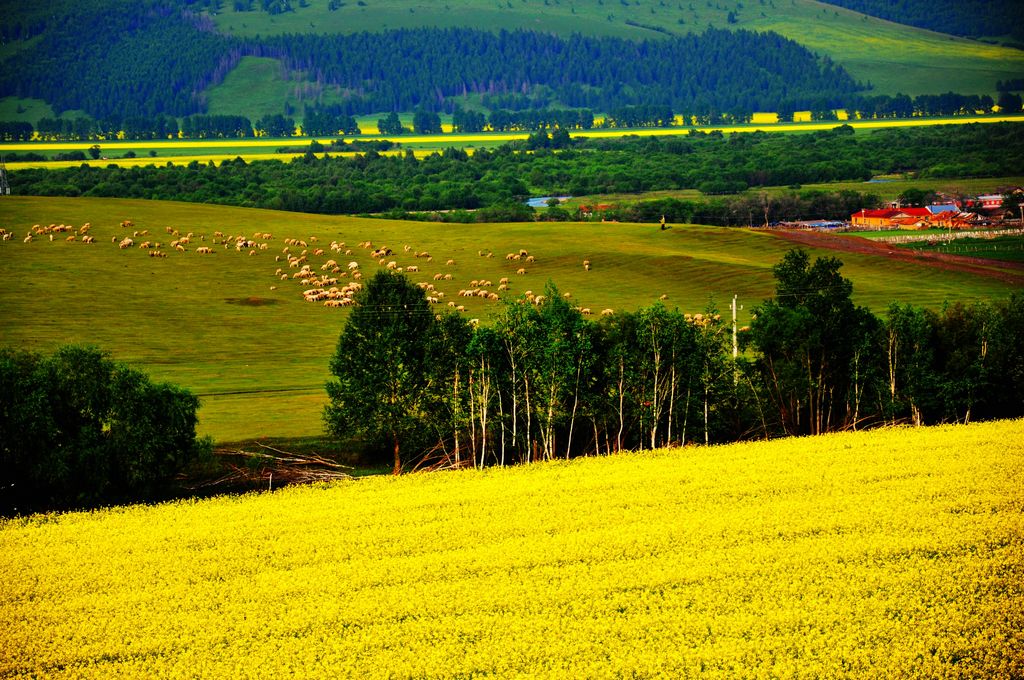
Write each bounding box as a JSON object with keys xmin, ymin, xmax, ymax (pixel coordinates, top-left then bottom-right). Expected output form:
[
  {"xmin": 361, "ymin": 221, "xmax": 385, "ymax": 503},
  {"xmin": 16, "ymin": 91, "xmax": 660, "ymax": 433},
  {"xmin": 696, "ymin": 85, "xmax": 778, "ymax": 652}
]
[{"xmin": 185, "ymin": 443, "xmax": 353, "ymax": 491}]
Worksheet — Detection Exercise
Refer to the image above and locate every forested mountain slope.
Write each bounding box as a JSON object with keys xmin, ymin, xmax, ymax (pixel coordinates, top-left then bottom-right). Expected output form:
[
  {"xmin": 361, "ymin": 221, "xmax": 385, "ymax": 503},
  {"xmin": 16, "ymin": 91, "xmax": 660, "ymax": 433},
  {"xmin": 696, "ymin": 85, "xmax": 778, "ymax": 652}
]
[
  {"xmin": 0, "ymin": 0, "xmax": 1021, "ymax": 122},
  {"xmin": 0, "ymin": 1, "xmax": 859, "ymax": 120},
  {"xmin": 194, "ymin": 0, "xmax": 1024, "ymax": 98}
]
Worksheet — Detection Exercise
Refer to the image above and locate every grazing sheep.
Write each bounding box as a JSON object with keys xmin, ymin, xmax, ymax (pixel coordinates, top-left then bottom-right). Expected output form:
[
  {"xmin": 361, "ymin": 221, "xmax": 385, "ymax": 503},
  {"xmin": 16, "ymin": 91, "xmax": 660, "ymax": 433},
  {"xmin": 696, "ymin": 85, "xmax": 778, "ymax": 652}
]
[
  {"xmin": 580, "ymin": 308, "xmax": 592, "ymax": 315},
  {"xmin": 446, "ymin": 259, "xmax": 456, "ymax": 266},
  {"xmin": 516, "ymin": 268, "xmax": 526, "ymax": 275},
  {"xmin": 443, "ymin": 273, "xmax": 453, "ymax": 281},
  {"xmin": 659, "ymin": 294, "xmax": 668, "ymax": 300},
  {"xmin": 601, "ymin": 309, "xmax": 615, "ymax": 316},
  {"xmin": 406, "ymin": 265, "xmax": 419, "ymax": 273}
]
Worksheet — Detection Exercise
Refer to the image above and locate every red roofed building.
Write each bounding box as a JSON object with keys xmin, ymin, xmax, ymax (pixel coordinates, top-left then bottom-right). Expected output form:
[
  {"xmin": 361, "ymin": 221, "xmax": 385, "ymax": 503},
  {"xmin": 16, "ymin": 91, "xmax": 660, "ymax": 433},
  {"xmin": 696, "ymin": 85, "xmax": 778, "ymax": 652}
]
[
  {"xmin": 889, "ymin": 207, "xmax": 933, "ymax": 228},
  {"xmin": 851, "ymin": 207, "xmax": 941, "ymax": 229},
  {"xmin": 851, "ymin": 208, "xmax": 899, "ymax": 229}
]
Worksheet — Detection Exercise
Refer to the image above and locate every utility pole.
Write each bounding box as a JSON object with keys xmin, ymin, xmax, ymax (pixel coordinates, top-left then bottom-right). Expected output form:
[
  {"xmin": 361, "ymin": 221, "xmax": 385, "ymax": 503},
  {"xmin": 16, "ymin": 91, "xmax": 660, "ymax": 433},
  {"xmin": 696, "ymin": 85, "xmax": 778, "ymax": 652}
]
[
  {"xmin": 731, "ymin": 294, "xmax": 742, "ymax": 385},
  {"xmin": 731, "ymin": 294, "xmax": 740, "ymax": 360}
]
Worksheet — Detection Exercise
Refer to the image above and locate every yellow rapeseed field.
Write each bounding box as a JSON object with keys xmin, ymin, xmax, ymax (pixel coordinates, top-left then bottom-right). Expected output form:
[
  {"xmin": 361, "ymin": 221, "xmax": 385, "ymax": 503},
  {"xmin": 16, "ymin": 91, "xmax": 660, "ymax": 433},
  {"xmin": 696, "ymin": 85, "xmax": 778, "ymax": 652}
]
[{"xmin": 2, "ymin": 420, "xmax": 1022, "ymax": 678}]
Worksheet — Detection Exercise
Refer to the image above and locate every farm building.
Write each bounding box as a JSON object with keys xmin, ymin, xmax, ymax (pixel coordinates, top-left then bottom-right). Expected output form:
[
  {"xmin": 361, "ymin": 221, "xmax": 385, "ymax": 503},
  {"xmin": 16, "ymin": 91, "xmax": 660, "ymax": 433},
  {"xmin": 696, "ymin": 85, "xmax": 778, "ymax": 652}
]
[
  {"xmin": 850, "ymin": 208, "xmax": 901, "ymax": 229},
  {"xmin": 850, "ymin": 206, "xmax": 981, "ymax": 230},
  {"xmin": 850, "ymin": 207, "xmax": 934, "ymax": 229}
]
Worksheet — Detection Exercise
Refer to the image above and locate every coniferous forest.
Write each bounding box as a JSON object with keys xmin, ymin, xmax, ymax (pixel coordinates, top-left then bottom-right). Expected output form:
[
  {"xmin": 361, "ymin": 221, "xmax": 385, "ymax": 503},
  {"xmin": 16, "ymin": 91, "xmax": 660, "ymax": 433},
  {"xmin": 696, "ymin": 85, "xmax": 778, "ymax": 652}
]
[{"xmin": 0, "ymin": 1, "xmax": 861, "ymax": 120}]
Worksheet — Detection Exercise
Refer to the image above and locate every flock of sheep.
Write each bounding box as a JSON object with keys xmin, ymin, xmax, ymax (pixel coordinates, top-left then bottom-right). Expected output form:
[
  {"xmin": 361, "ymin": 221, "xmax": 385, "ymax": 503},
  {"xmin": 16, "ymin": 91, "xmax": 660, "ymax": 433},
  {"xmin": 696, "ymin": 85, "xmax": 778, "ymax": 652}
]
[{"xmin": 2, "ymin": 219, "xmax": 622, "ymax": 316}]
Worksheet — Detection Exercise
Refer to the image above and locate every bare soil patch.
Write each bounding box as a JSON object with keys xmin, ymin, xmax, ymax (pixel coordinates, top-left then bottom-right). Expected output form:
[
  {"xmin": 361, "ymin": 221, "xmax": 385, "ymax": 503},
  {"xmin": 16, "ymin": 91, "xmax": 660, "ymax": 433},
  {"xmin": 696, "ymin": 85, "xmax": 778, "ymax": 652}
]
[{"xmin": 225, "ymin": 296, "xmax": 280, "ymax": 306}]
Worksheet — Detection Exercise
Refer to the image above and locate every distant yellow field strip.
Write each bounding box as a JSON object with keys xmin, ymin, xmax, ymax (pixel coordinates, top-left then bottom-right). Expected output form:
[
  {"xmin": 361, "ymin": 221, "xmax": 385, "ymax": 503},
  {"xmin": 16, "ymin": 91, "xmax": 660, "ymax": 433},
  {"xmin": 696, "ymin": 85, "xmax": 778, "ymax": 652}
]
[{"xmin": 4, "ymin": 115, "xmax": 1022, "ymax": 155}]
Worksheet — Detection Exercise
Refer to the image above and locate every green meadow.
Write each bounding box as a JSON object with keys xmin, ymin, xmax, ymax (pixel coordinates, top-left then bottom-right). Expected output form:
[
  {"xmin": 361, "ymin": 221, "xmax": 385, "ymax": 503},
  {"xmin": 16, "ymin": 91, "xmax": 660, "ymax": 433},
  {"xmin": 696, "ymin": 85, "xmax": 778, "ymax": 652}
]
[
  {"xmin": 0, "ymin": 196, "xmax": 1018, "ymax": 442},
  {"xmin": 895, "ymin": 234, "xmax": 1024, "ymax": 263}
]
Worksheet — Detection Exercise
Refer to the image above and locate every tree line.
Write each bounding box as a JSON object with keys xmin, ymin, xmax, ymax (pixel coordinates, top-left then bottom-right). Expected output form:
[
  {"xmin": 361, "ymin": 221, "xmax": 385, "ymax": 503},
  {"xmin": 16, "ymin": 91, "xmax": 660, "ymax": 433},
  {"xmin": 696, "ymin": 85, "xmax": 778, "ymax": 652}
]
[
  {"xmin": 5, "ymin": 94, "xmax": 1019, "ymax": 144},
  {"xmin": 10, "ymin": 123, "xmax": 1023, "ymax": 221},
  {"xmin": 0, "ymin": 346, "xmax": 209, "ymax": 514},
  {"xmin": 326, "ymin": 255, "xmax": 1024, "ymax": 473}
]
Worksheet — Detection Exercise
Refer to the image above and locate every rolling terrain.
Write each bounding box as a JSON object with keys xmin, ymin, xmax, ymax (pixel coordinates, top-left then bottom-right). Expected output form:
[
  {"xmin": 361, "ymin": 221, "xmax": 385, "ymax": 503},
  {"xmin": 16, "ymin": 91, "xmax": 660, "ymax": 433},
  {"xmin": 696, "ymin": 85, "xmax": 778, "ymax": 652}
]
[
  {"xmin": 1, "ymin": 196, "xmax": 1019, "ymax": 441},
  {"xmin": 1, "ymin": 0, "xmax": 1021, "ymax": 124},
  {"xmin": 205, "ymin": 0, "xmax": 1024, "ymax": 109}
]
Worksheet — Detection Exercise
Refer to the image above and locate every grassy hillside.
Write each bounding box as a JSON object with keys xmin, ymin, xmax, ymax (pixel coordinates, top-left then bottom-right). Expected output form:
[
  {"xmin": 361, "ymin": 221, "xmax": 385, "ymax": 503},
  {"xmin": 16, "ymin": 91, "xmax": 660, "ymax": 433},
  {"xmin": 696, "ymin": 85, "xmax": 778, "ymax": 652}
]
[
  {"xmin": 207, "ymin": 0, "xmax": 1024, "ymax": 107},
  {"xmin": 2, "ymin": 419, "xmax": 1022, "ymax": 676},
  {"xmin": 0, "ymin": 196, "xmax": 1018, "ymax": 441}
]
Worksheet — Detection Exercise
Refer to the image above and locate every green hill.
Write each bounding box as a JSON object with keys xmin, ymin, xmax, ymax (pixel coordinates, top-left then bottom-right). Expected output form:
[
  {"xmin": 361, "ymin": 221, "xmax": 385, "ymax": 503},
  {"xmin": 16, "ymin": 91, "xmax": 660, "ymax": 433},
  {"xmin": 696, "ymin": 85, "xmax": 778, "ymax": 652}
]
[
  {"xmin": 206, "ymin": 0, "xmax": 1024, "ymax": 102},
  {"xmin": 0, "ymin": 196, "xmax": 1018, "ymax": 441},
  {"xmin": 1, "ymin": 0, "xmax": 1021, "ymax": 125}
]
